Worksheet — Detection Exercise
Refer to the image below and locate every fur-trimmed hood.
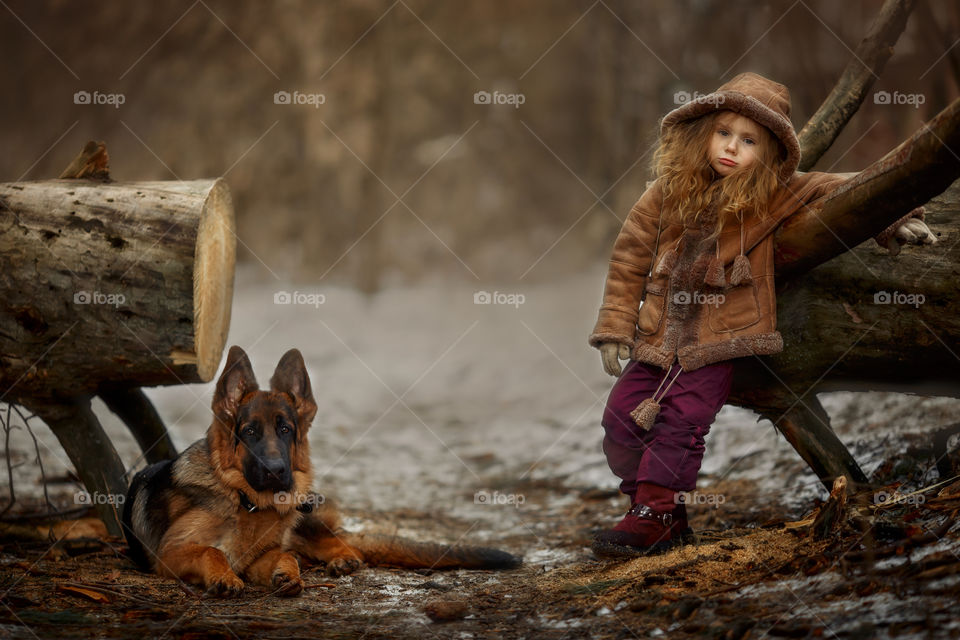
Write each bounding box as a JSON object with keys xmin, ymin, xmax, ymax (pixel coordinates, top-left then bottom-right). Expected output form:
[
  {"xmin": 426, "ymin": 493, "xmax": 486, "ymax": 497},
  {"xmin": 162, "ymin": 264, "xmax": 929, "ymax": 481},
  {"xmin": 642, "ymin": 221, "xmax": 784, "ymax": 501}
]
[{"xmin": 660, "ymin": 72, "xmax": 801, "ymax": 183}]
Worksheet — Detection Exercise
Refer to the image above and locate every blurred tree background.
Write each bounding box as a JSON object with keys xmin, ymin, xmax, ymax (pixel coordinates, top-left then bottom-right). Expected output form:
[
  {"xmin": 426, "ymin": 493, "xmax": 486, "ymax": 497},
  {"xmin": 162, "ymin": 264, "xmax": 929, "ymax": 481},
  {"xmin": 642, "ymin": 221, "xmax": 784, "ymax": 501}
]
[{"xmin": 0, "ymin": 0, "xmax": 956, "ymax": 291}]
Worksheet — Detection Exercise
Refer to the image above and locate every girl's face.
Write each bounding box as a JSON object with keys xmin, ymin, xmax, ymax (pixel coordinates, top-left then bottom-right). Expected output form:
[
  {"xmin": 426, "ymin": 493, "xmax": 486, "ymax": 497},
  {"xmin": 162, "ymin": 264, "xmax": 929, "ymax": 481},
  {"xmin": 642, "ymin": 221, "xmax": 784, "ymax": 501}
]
[{"xmin": 708, "ymin": 112, "xmax": 764, "ymax": 177}]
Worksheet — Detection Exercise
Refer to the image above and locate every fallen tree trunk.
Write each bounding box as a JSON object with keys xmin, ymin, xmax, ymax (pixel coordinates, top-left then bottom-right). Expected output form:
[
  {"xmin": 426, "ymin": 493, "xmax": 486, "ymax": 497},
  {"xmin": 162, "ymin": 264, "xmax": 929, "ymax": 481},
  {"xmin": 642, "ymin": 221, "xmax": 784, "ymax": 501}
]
[
  {"xmin": 0, "ymin": 178, "xmax": 236, "ymax": 400},
  {"xmin": 729, "ymin": 181, "xmax": 960, "ymax": 489}
]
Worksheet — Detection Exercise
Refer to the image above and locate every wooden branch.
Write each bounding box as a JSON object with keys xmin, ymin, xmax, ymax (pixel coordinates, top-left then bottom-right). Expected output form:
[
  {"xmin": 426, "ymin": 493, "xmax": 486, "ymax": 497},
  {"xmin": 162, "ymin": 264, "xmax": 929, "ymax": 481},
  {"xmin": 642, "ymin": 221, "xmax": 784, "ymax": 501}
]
[
  {"xmin": 98, "ymin": 387, "xmax": 177, "ymax": 463},
  {"xmin": 730, "ymin": 380, "xmax": 868, "ymax": 490},
  {"xmin": 776, "ymin": 96, "xmax": 960, "ymax": 279},
  {"xmin": 0, "ymin": 178, "xmax": 236, "ymax": 402},
  {"xmin": 28, "ymin": 397, "xmax": 126, "ymax": 537},
  {"xmin": 797, "ymin": 0, "xmax": 918, "ymax": 171}
]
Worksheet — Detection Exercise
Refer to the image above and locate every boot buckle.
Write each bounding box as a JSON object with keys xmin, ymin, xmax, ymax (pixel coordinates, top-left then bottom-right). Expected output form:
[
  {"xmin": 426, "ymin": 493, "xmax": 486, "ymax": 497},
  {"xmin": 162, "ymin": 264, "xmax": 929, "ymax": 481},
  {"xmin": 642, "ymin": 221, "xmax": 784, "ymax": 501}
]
[{"xmin": 627, "ymin": 503, "xmax": 673, "ymax": 527}]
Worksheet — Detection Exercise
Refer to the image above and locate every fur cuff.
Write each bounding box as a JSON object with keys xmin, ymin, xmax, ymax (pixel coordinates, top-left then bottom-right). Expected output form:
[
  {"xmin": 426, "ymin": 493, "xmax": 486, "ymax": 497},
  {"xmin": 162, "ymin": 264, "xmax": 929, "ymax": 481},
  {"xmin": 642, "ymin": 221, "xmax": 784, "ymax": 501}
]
[{"xmin": 630, "ymin": 341, "xmax": 676, "ymax": 370}]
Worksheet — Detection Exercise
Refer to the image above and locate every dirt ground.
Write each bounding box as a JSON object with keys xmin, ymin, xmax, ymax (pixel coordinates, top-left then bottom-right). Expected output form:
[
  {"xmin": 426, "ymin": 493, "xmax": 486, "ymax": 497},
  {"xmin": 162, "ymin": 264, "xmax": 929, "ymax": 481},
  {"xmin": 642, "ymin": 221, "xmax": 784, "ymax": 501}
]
[
  {"xmin": 2, "ymin": 455, "xmax": 959, "ymax": 639},
  {"xmin": 3, "ymin": 277, "xmax": 960, "ymax": 638}
]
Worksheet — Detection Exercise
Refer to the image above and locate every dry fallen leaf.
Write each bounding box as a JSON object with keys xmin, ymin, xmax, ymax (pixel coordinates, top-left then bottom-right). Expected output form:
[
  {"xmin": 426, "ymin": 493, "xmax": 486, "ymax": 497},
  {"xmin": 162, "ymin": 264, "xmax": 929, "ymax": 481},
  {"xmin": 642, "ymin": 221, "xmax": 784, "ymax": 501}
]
[{"xmin": 57, "ymin": 583, "xmax": 112, "ymax": 604}]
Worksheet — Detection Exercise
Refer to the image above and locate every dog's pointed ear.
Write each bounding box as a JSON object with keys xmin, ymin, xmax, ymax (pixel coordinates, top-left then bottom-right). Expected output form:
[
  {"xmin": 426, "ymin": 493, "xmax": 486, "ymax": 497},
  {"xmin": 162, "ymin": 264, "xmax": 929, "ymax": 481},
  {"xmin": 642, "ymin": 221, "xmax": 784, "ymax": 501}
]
[
  {"xmin": 270, "ymin": 348, "xmax": 317, "ymax": 428},
  {"xmin": 213, "ymin": 346, "xmax": 258, "ymax": 423}
]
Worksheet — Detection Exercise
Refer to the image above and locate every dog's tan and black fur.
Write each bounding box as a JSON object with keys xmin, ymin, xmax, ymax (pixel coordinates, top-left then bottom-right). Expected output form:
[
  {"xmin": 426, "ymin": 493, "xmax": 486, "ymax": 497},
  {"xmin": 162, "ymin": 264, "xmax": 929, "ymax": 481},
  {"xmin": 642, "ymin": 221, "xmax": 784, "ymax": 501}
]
[{"xmin": 122, "ymin": 346, "xmax": 521, "ymax": 596}]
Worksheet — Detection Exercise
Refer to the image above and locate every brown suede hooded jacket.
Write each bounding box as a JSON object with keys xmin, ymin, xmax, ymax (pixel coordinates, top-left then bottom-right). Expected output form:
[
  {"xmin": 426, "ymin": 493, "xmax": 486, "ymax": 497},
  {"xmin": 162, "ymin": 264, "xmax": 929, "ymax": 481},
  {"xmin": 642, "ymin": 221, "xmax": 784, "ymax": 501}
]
[{"xmin": 589, "ymin": 73, "xmax": 919, "ymax": 373}]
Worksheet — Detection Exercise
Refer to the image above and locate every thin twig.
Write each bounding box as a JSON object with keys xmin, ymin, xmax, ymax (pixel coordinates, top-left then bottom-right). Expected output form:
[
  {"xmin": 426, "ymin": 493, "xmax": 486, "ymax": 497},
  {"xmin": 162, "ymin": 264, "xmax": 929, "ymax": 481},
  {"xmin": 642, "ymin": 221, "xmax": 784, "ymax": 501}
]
[
  {"xmin": 12, "ymin": 404, "xmax": 56, "ymax": 511},
  {"xmin": 1, "ymin": 404, "xmax": 15, "ymax": 518}
]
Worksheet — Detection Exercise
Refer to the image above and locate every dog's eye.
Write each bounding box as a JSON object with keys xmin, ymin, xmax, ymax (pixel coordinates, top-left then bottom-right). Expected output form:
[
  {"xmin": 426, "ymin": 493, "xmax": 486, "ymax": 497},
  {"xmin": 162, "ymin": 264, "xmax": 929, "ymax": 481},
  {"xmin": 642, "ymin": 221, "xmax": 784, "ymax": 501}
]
[
  {"xmin": 242, "ymin": 426, "xmax": 256, "ymax": 438},
  {"xmin": 278, "ymin": 422, "xmax": 291, "ymax": 434}
]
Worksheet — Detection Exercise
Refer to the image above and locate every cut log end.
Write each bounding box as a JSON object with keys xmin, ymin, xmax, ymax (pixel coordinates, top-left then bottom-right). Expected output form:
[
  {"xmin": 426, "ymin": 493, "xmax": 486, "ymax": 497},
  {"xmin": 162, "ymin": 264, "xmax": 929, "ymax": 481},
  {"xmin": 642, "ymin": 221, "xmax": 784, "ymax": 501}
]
[{"xmin": 194, "ymin": 178, "xmax": 236, "ymax": 382}]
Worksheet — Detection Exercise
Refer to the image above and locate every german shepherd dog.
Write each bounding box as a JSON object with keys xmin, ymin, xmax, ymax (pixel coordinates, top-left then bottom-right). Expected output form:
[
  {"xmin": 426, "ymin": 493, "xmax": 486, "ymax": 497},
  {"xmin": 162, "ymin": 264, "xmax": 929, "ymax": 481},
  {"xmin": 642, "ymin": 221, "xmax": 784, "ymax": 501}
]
[{"xmin": 122, "ymin": 346, "xmax": 521, "ymax": 596}]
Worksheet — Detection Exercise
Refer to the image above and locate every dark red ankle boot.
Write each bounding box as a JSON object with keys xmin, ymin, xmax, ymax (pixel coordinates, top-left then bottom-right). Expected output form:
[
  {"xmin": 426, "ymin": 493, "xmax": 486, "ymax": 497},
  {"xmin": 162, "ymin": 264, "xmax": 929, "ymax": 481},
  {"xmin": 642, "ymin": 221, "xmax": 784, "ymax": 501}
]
[{"xmin": 592, "ymin": 482, "xmax": 680, "ymax": 557}]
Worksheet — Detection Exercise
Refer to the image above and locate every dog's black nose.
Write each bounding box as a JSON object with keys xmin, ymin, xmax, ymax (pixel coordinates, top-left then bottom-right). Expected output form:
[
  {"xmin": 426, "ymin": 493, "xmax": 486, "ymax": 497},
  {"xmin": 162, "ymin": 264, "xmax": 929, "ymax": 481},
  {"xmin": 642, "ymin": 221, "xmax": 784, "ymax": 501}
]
[
  {"xmin": 262, "ymin": 457, "xmax": 289, "ymax": 478},
  {"xmin": 250, "ymin": 457, "xmax": 291, "ymax": 491},
  {"xmin": 263, "ymin": 458, "xmax": 290, "ymax": 485}
]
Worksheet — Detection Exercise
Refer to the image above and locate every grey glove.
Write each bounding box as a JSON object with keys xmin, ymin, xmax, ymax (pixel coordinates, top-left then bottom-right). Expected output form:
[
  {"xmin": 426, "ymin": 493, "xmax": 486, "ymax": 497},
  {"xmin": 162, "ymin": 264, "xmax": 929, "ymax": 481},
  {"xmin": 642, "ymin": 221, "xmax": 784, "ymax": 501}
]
[{"xmin": 600, "ymin": 342, "xmax": 631, "ymax": 377}]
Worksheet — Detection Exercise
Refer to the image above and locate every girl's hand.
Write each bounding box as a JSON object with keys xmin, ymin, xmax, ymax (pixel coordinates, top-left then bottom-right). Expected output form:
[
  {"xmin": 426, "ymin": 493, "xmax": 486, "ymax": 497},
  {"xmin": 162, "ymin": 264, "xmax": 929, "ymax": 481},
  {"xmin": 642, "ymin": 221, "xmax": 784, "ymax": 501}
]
[
  {"xmin": 600, "ymin": 342, "xmax": 631, "ymax": 377},
  {"xmin": 885, "ymin": 218, "xmax": 937, "ymax": 256}
]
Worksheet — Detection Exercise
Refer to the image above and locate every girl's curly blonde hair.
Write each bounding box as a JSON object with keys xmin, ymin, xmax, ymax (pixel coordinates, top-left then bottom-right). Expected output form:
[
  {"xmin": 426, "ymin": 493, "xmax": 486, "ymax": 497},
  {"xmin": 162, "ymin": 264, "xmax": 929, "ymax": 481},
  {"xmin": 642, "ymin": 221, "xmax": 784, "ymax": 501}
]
[{"xmin": 652, "ymin": 110, "xmax": 785, "ymax": 240}]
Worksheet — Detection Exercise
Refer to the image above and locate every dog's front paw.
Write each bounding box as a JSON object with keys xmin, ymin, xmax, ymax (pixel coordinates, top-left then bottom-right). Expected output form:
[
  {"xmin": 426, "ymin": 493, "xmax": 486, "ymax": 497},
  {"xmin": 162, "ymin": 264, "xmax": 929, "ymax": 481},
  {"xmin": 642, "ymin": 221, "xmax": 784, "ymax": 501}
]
[
  {"xmin": 272, "ymin": 570, "xmax": 304, "ymax": 597},
  {"xmin": 205, "ymin": 571, "xmax": 245, "ymax": 598},
  {"xmin": 326, "ymin": 556, "xmax": 363, "ymax": 577}
]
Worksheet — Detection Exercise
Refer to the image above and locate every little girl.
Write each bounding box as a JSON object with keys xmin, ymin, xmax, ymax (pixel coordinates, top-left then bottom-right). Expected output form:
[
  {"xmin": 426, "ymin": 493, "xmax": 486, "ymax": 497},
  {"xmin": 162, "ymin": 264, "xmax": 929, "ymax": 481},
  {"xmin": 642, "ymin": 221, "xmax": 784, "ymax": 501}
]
[{"xmin": 588, "ymin": 72, "xmax": 928, "ymax": 557}]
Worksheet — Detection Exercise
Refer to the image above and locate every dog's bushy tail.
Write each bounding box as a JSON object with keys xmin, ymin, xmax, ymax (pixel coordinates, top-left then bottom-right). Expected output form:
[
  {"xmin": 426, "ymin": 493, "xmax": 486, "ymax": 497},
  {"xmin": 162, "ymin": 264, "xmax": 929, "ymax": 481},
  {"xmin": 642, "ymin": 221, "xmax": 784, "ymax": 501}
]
[{"xmin": 343, "ymin": 532, "xmax": 522, "ymax": 570}]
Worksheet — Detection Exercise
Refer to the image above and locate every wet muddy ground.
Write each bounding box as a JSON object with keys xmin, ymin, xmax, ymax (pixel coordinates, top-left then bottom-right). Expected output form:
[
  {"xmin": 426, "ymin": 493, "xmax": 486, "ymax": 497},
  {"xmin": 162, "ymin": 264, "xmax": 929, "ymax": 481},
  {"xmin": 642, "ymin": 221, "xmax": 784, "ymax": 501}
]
[
  {"xmin": 2, "ymin": 441, "xmax": 959, "ymax": 639},
  {"xmin": 3, "ymin": 275, "xmax": 960, "ymax": 638}
]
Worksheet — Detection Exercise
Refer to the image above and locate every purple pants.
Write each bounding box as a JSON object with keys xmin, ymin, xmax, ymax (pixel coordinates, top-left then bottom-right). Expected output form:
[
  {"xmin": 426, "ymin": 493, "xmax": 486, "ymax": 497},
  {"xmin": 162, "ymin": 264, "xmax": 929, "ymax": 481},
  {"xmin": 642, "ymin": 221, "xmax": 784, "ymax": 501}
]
[{"xmin": 601, "ymin": 359, "xmax": 734, "ymax": 495}]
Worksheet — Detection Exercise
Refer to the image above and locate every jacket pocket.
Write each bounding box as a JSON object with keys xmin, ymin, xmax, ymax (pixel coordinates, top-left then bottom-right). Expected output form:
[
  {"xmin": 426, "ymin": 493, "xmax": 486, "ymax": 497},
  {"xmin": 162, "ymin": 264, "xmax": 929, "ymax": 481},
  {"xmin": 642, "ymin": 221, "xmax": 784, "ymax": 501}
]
[
  {"xmin": 707, "ymin": 283, "xmax": 761, "ymax": 333},
  {"xmin": 636, "ymin": 282, "xmax": 666, "ymax": 335}
]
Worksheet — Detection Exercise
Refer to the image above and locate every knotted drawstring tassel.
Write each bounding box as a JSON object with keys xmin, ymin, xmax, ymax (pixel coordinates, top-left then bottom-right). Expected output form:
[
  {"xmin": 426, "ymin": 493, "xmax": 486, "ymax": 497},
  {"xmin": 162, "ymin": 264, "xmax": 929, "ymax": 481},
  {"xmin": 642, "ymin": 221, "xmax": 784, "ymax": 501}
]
[
  {"xmin": 629, "ymin": 397, "xmax": 662, "ymax": 431},
  {"xmin": 729, "ymin": 255, "xmax": 752, "ymax": 286},
  {"xmin": 704, "ymin": 240, "xmax": 726, "ymax": 288},
  {"xmin": 630, "ymin": 364, "xmax": 684, "ymax": 430},
  {"xmin": 729, "ymin": 221, "xmax": 753, "ymax": 286}
]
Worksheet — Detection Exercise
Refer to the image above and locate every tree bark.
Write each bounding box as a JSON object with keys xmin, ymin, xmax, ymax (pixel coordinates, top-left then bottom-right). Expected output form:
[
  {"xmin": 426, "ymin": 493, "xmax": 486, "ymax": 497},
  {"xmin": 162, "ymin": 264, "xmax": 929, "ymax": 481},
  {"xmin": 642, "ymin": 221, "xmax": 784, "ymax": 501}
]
[
  {"xmin": 776, "ymin": 96, "xmax": 960, "ymax": 279},
  {"xmin": 797, "ymin": 0, "xmax": 918, "ymax": 171},
  {"xmin": 0, "ymin": 179, "xmax": 236, "ymax": 403}
]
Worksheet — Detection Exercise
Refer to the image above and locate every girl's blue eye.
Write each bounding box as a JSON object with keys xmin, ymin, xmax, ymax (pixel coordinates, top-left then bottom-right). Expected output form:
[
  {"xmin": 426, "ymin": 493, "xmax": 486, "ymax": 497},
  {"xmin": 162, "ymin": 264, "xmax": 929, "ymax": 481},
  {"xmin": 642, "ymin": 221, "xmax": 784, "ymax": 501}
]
[
  {"xmin": 718, "ymin": 130, "xmax": 729, "ymax": 136},
  {"xmin": 744, "ymin": 138, "xmax": 755, "ymax": 145}
]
